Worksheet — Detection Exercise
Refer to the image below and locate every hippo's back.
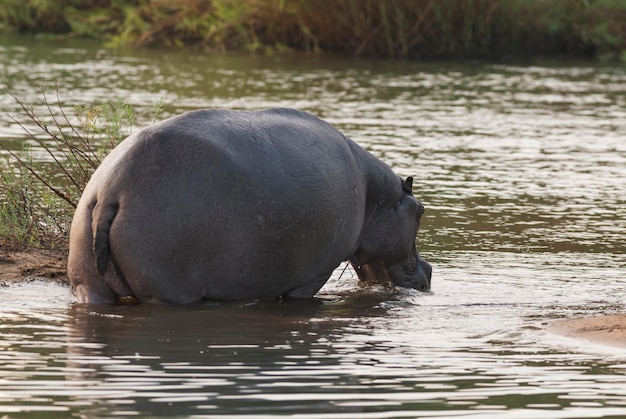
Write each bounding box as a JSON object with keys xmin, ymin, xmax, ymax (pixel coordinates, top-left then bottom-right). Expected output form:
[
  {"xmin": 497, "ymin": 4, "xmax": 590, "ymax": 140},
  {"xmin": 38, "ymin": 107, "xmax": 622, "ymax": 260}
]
[{"xmin": 96, "ymin": 108, "xmax": 358, "ymax": 194}]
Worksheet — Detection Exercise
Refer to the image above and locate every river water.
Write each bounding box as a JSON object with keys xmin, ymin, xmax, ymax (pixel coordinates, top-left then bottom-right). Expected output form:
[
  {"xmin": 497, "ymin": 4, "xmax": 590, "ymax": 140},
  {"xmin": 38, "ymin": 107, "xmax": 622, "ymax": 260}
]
[{"xmin": 1, "ymin": 35, "xmax": 626, "ymax": 418}]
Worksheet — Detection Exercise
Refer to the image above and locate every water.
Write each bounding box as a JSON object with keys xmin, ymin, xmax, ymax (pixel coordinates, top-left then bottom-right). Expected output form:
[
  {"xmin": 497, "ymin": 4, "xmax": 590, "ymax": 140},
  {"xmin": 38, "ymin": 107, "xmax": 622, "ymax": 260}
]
[{"xmin": 1, "ymin": 34, "xmax": 626, "ymax": 418}]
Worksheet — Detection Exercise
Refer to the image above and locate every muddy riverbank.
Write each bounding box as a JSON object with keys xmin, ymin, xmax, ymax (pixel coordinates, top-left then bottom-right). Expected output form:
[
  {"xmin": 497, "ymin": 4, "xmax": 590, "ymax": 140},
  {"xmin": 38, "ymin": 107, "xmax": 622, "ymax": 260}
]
[{"xmin": 0, "ymin": 244, "xmax": 67, "ymax": 284}]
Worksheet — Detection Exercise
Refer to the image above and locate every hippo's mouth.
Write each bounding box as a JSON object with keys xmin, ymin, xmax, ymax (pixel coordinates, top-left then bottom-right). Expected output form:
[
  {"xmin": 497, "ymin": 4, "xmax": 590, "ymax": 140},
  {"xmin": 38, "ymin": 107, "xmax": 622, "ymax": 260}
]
[
  {"xmin": 352, "ymin": 260, "xmax": 393, "ymax": 286},
  {"xmin": 351, "ymin": 257, "xmax": 431, "ymax": 292}
]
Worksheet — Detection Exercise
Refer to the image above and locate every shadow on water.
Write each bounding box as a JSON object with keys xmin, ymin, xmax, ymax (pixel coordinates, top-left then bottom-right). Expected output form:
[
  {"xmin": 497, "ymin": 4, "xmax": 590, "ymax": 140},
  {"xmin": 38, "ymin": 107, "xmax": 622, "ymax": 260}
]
[
  {"xmin": 62, "ymin": 294, "xmax": 404, "ymax": 418},
  {"xmin": 67, "ymin": 294, "xmax": 389, "ymax": 356}
]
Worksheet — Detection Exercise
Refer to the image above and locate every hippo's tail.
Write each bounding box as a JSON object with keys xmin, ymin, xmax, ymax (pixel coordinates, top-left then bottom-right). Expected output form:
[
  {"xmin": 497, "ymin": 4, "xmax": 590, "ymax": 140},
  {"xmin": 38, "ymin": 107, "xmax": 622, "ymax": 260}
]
[{"xmin": 92, "ymin": 201, "xmax": 119, "ymax": 276}]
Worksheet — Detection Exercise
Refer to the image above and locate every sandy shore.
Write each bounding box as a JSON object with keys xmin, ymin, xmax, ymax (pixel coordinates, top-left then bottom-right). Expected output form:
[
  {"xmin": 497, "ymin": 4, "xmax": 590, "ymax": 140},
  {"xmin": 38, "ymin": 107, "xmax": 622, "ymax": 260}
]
[{"xmin": 550, "ymin": 315, "xmax": 626, "ymax": 349}]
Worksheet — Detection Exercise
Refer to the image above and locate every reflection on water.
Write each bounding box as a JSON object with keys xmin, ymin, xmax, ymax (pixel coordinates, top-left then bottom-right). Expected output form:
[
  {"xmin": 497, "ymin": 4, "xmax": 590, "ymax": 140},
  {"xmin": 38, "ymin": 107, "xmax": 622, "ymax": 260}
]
[{"xmin": 1, "ymin": 35, "xmax": 626, "ymax": 418}]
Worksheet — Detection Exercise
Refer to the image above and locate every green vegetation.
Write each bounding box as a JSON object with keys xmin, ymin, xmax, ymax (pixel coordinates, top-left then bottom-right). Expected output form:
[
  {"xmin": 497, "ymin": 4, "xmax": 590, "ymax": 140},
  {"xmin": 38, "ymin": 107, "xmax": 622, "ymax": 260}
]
[
  {"xmin": 0, "ymin": 87, "xmax": 161, "ymax": 249},
  {"xmin": 1, "ymin": 0, "xmax": 626, "ymax": 61}
]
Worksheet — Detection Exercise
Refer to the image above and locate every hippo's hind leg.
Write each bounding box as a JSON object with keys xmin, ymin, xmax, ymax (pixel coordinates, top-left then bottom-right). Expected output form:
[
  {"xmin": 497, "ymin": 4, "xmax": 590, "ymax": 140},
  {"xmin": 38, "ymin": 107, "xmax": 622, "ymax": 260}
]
[
  {"xmin": 68, "ymin": 243, "xmax": 114, "ymax": 303},
  {"xmin": 72, "ymin": 259, "xmax": 135, "ymax": 304},
  {"xmin": 74, "ymin": 279, "xmax": 116, "ymax": 304},
  {"xmin": 69, "ymin": 249, "xmax": 119, "ymax": 304},
  {"xmin": 68, "ymin": 199, "xmax": 134, "ymax": 304}
]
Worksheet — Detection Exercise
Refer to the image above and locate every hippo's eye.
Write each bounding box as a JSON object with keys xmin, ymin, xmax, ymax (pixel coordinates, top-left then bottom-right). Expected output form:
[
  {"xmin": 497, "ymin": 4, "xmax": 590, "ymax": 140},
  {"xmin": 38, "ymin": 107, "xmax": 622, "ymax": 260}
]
[
  {"xmin": 415, "ymin": 205, "xmax": 425, "ymax": 226},
  {"xmin": 416, "ymin": 203, "xmax": 425, "ymax": 218}
]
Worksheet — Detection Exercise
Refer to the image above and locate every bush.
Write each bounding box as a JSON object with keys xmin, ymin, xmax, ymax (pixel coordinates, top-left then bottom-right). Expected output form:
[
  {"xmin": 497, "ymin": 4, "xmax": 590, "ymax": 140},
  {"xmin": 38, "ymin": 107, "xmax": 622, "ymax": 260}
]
[{"xmin": 0, "ymin": 86, "xmax": 163, "ymax": 249}]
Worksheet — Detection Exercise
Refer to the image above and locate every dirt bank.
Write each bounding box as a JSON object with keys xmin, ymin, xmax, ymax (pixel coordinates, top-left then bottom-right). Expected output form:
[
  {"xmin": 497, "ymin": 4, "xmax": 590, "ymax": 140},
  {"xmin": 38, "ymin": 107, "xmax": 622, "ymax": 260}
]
[
  {"xmin": 550, "ymin": 315, "xmax": 626, "ymax": 349},
  {"xmin": 0, "ymin": 244, "xmax": 68, "ymax": 285}
]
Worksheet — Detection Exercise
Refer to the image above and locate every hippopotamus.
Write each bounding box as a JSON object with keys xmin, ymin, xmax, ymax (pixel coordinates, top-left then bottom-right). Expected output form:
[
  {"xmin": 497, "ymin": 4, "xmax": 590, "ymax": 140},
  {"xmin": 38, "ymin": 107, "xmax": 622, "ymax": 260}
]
[{"xmin": 68, "ymin": 108, "xmax": 432, "ymax": 304}]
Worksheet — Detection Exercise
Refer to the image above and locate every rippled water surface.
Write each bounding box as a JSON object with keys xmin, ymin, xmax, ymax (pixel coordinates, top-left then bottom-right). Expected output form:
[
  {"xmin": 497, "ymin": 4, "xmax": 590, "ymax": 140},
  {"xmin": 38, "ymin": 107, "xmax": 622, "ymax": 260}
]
[{"xmin": 1, "ymin": 35, "xmax": 626, "ymax": 418}]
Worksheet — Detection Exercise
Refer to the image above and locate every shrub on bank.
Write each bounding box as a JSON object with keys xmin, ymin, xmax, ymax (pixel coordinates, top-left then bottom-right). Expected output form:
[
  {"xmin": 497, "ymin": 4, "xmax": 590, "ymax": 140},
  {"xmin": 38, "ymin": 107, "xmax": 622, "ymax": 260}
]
[
  {"xmin": 1, "ymin": 0, "xmax": 625, "ymax": 61},
  {"xmin": 0, "ymin": 88, "xmax": 162, "ymax": 249}
]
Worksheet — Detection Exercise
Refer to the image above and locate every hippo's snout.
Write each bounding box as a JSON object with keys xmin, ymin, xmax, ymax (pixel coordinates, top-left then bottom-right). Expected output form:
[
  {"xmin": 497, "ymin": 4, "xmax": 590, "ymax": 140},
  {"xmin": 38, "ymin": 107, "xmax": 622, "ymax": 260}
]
[
  {"xmin": 354, "ymin": 254, "xmax": 432, "ymax": 292},
  {"xmin": 389, "ymin": 253, "xmax": 432, "ymax": 292}
]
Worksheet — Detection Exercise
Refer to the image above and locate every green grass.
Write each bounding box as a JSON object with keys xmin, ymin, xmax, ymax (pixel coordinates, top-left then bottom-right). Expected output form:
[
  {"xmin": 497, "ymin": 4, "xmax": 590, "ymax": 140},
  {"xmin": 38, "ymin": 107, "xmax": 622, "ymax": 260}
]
[
  {"xmin": 1, "ymin": 0, "xmax": 626, "ymax": 60},
  {"xmin": 0, "ymin": 86, "xmax": 163, "ymax": 249}
]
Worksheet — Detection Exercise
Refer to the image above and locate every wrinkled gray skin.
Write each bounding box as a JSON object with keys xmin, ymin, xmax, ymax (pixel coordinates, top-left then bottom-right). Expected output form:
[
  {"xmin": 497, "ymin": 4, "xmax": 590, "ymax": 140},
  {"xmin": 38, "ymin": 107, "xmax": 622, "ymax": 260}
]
[{"xmin": 68, "ymin": 108, "xmax": 432, "ymax": 304}]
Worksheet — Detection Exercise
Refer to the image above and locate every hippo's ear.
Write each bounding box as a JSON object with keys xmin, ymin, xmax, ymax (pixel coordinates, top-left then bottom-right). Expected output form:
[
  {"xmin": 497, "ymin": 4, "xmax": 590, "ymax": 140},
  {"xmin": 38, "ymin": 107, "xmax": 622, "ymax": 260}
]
[{"xmin": 402, "ymin": 176, "xmax": 414, "ymax": 195}]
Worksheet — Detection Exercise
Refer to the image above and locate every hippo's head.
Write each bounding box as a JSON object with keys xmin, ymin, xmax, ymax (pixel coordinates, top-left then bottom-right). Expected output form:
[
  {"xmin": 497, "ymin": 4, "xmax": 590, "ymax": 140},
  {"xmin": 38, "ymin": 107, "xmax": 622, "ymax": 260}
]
[{"xmin": 349, "ymin": 176, "xmax": 432, "ymax": 292}]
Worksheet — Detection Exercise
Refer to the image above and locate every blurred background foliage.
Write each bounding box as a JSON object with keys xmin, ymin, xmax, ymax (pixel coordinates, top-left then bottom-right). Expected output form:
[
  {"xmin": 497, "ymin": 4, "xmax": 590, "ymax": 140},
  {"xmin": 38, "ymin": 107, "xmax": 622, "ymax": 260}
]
[{"xmin": 1, "ymin": 0, "xmax": 625, "ymax": 60}]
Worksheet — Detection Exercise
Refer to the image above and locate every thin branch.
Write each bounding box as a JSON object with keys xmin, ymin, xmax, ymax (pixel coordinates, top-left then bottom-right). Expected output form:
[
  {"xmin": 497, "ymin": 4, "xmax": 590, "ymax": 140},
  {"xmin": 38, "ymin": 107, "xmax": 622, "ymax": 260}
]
[
  {"xmin": 1, "ymin": 145, "xmax": 76, "ymax": 209},
  {"xmin": 54, "ymin": 84, "xmax": 99, "ymax": 170},
  {"xmin": 6, "ymin": 113, "xmax": 81, "ymax": 192}
]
